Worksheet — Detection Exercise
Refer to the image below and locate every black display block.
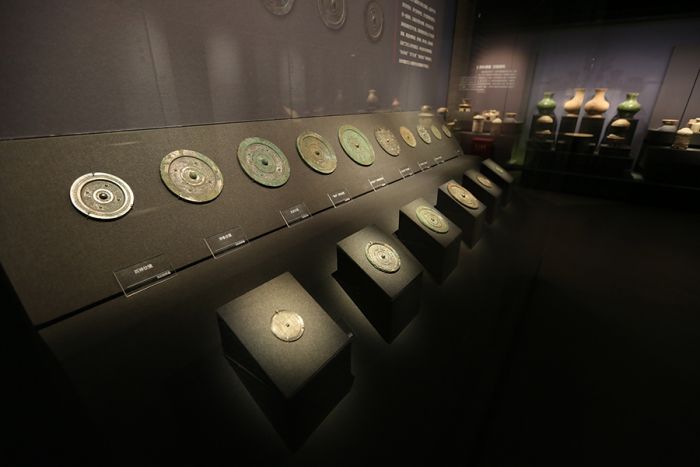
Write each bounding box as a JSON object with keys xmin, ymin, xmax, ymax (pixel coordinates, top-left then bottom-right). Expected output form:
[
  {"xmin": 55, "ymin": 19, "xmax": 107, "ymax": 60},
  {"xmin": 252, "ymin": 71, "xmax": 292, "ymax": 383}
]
[
  {"xmin": 556, "ymin": 132, "xmax": 596, "ymax": 155},
  {"xmin": 578, "ymin": 116, "xmax": 606, "ymax": 143},
  {"xmin": 644, "ymin": 130, "xmax": 676, "ymax": 147},
  {"xmin": 217, "ymin": 272, "xmax": 353, "ymax": 447},
  {"xmin": 529, "ymin": 114, "xmax": 558, "ymax": 138},
  {"xmin": 500, "ymin": 121, "xmax": 523, "ymax": 136},
  {"xmin": 558, "ymin": 115, "xmax": 579, "ymax": 135},
  {"xmin": 524, "ymin": 140, "xmax": 554, "ymax": 166},
  {"xmin": 480, "ymin": 158, "xmax": 514, "ymax": 206},
  {"xmin": 462, "ymin": 169, "xmax": 502, "ymax": 224},
  {"xmin": 435, "ymin": 180, "xmax": 486, "ymax": 248},
  {"xmin": 598, "ymin": 144, "xmax": 632, "ymax": 158},
  {"xmin": 395, "ymin": 198, "xmax": 462, "ymax": 283},
  {"xmin": 334, "ymin": 225, "xmax": 423, "ymax": 343},
  {"xmin": 639, "ymin": 146, "xmax": 700, "ymax": 187}
]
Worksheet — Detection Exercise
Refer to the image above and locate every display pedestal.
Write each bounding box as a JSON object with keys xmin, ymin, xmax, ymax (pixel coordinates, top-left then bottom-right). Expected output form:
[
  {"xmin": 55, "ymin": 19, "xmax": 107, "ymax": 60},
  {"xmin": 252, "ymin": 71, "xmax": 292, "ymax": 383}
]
[
  {"xmin": 471, "ymin": 136, "xmax": 495, "ymax": 159},
  {"xmin": 501, "ymin": 121, "xmax": 523, "ymax": 136},
  {"xmin": 396, "ymin": 199, "xmax": 461, "ymax": 283},
  {"xmin": 602, "ymin": 118, "xmax": 638, "ymax": 146},
  {"xmin": 558, "ymin": 115, "xmax": 579, "ymax": 135},
  {"xmin": 579, "ymin": 116, "xmax": 605, "ymax": 143},
  {"xmin": 529, "ymin": 114, "xmax": 557, "ymax": 138},
  {"xmin": 599, "ymin": 143, "xmax": 631, "ymax": 158},
  {"xmin": 217, "ymin": 272, "xmax": 353, "ymax": 447},
  {"xmin": 335, "ymin": 225, "xmax": 423, "ymax": 342},
  {"xmin": 556, "ymin": 132, "xmax": 596, "ymax": 154},
  {"xmin": 456, "ymin": 132, "xmax": 517, "ymax": 165},
  {"xmin": 524, "ymin": 139, "xmax": 555, "ymax": 169},
  {"xmin": 644, "ymin": 129, "xmax": 676, "ymax": 147},
  {"xmin": 435, "ymin": 180, "xmax": 486, "ymax": 247},
  {"xmin": 480, "ymin": 158, "xmax": 514, "ymax": 206},
  {"xmin": 462, "ymin": 169, "xmax": 502, "ymax": 224},
  {"xmin": 639, "ymin": 146, "xmax": 700, "ymax": 187}
]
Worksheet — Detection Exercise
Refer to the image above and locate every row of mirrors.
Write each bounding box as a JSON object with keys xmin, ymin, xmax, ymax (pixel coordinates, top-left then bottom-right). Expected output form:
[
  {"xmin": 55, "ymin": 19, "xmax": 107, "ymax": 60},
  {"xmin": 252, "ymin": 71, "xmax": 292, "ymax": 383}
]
[{"xmin": 69, "ymin": 122, "xmax": 453, "ymax": 220}]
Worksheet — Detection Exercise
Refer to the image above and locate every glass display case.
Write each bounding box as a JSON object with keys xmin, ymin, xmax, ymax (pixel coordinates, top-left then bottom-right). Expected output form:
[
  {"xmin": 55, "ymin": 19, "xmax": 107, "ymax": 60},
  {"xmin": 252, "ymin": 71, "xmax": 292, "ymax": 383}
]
[{"xmin": 3, "ymin": 2, "xmax": 699, "ymax": 466}]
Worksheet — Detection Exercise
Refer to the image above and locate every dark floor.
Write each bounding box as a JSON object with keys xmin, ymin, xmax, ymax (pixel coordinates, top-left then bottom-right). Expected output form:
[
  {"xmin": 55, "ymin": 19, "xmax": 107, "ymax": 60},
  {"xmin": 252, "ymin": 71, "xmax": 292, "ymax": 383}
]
[
  {"xmin": 4, "ymin": 182, "xmax": 700, "ymax": 466},
  {"xmin": 476, "ymin": 190, "xmax": 700, "ymax": 466}
]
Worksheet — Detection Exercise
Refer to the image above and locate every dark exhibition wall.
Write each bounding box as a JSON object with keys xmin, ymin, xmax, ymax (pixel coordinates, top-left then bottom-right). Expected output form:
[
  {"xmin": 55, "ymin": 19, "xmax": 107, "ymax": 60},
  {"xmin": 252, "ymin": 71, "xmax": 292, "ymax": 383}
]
[{"xmin": 0, "ymin": 0, "xmax": 456, "ymax": 139}]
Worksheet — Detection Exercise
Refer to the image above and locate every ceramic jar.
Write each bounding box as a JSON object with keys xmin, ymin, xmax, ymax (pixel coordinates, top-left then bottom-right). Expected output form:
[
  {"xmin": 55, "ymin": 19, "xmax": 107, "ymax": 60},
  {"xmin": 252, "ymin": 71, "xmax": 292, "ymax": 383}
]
[
  {"xmin": 656, "ymin": 119, "xmax": 679, "ymax": 132},
  {"xmin": 453, "ymin": 98, "xmax": 472, "ymax": 131},
  {"xmin": 688, "ymin": 118, "xmax": 700, "ymax": 133},
  {"xmin": 504, "ymin": 112, "xmax": 518, "ymax": 123},
  {"xmin": 419, "ymin": 104, "xmax": 434, "ymax": 118},
  {"xmin": 672, "ymin": 127, "xmax": 693, "ymax": 150},
  {"xmin": 671, "ymin": 128, "xmax": 693, "ymax": 149},
  {"xmin": 418, "ymin": 104, "xmax": 434, "ymax": 126},
  {"xmin": 617, "ymin": 92, "xmax": 641, "ymax": 119},
  {"xmin": 491, "ymin": 117, "xmax": 502, "ymax": 135},
  {"xmin": 482, "ymin": 109, "xmax": 500, "ymax": 121},
  {"xmin": 563, "ymin": 88, "xmax": 585, "ymax": 116},
  {"xmin": 472, "ymin": 114, "xmax": 485, "ymax": 133},
  {"xmin": 391, "ymin": 97, "xmax": 401, "ymax": 111},
  {"xmin": 583, "ymin": 88, "xmax": 609, "ymax": 117},
  {"xmin": 537, "ymin": 92, "xmax": 556, "ymax": 115},
  {"xmin": 458, "ymin": 98, "xmax": 472, "ymax": 113},
  {"xmin": 437, "ymin": 107, "xmax": 449, "ymax": 122},
  {"xmin": 367, "ymin": 89, "xmax": 379, "ymax": 110}
]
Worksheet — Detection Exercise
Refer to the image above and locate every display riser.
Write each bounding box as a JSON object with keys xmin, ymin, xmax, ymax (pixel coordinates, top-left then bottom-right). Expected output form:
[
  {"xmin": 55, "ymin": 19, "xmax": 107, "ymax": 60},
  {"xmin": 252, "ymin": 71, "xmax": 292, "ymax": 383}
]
[
  {"xmin": 226, "ymin": 346, "xmax": 353, "ymax": 449},
  {"xmin": 334, "ymin": 247, "xmax": 422, "ymax": 343},
  {"xmin": 435, "ymin": 186, "xmax": 486, "ymax": 248},
  {"xmin": 579, "ymin": 116, "xmax": 605, "ymax": 144},
  {"xmin": 481, "ymin": 159, "xmax": 514, "ymax": 206},
  {"xmin": 395, "ymin": 203, "xmax": 461, "ymax": 284},
  {"xmin": 462, "ymin": 170, "xmax": 503, "ymax": 224}
]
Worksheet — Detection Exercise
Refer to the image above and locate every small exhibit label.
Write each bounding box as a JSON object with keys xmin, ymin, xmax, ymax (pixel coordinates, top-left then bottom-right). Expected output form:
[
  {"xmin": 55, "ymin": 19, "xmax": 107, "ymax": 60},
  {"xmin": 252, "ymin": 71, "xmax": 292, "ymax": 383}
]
[
  {"xmin": 205, "ymin": 226, "xmax": 247, "ymax": 258},
  {"xmin": 434, "ymin": 155, "xmax": 445, "ymax": 164},
  {"xmin": 418, "ymin": 160, "xmax": 431, "ymax": 171},
  {"xmin": 114, "ymin": 254, "xmax": 175, "ymax": 297},
  {"xmin": 369, "ymin": 175, "xmax": 387, "ymax": 191},
  {"xmin": 399, "ymin": 166, "xmax": 414, "ymax": 178},
  {"xmin": 328, "ymin": 188, "xmax": 352, "ymax": 207},
  {"xmin": 280, "ymin": 202, "xmax": 311, "ymax": 227}
]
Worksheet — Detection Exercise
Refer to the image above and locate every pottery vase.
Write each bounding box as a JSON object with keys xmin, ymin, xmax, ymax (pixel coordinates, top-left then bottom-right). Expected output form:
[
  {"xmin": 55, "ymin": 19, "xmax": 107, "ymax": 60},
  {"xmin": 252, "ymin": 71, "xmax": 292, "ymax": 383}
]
[
  {"xmin": 437, "ymin": 107, "xmax": 449, "ymax": 122},
  {"xmin": 537, "ymin": 92, "xmax": 556, "ymax": 115},
  {"xmin": 617, "ymin": 92, "xmax": 641, "ymax": 119},
  {"xmin": 688, "ymin": 118, "xmax": 700, "ymax": 133},
  {"xmin": 563, "ymin": 88, "xmax": 585, "ymax": 116},
  {"xmin": 391, "ymin": 97, "xmax": 401, "ymax": 111},
  {"xmin": 583, "ymin": 88, "xmax": 609, "ymax": 118},
  {"xmin": 504, "ymin": 112, "xmax": 517, "ymax": 123}
]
